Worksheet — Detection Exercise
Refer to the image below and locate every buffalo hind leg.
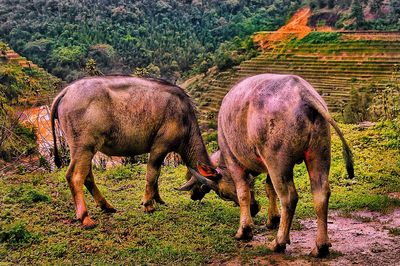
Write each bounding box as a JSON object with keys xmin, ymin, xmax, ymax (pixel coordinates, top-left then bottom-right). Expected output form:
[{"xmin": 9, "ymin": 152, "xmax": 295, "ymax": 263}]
[
  {"xmin": 142, "ymin": 149, "xmax": 168, "ymax": 213},
  {"xmin": 66, "ymin": 151, "xmax": 96, "ymax": 229},
  {"xmin": 305, "ymin": 147, "xmax": 332, "ymax": 257},
  {"xmin": 231, "ymin": 169, "xmax": 254, "ymax": 240},
  {"xmin": 85, "ymin": 167, "xmax": 116, "ymax": 213},
  {"xmin": 265, "ymin": 174, "xmax": 280, "ymax": 229},
  {"xmin": 264, "ymin": 160, "xmax": 298, "ymax": 252}
]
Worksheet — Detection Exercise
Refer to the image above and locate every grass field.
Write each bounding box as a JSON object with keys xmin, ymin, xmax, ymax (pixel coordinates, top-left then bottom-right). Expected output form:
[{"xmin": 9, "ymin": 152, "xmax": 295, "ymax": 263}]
[{"xmin": 1, "ymin": 120, "xmax": 399, "ymax": 265}]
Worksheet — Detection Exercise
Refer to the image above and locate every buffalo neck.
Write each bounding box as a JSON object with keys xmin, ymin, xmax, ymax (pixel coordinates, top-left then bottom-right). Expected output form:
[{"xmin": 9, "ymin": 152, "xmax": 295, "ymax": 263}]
[{"xmin": 181, "ymin": 121, "xmax": 211, "ymax": 169}]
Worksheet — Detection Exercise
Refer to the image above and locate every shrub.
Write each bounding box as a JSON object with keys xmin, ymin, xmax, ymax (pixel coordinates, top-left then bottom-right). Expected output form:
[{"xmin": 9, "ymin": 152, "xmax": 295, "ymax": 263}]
[{"xmin": 343, "ymin": 87, "xmax": 373, "ymax": 123}]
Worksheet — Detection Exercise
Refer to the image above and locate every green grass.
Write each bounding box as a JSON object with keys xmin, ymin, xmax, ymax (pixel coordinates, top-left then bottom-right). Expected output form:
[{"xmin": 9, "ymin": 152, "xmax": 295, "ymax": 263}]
[{"xmin": 0, "ymin": 121, "xmax": 399, "ymax": 264}]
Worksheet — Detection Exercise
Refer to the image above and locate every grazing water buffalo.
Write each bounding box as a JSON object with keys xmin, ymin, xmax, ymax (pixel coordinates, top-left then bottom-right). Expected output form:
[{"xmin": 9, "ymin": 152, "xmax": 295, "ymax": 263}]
[
  {"xmin": 51, "ymin": 76, "xmax": 212, "ymax": 228},
  {"xmin": 182, "ymin": 74, "xmax": 354, "ymax": 257}
]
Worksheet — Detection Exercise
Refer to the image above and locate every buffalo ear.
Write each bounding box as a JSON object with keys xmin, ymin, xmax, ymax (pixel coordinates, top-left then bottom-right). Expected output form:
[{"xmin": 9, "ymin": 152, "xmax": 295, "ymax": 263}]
[{"xmin": 197, "ymin": 162, "xmax": 220, "ymax": 180}]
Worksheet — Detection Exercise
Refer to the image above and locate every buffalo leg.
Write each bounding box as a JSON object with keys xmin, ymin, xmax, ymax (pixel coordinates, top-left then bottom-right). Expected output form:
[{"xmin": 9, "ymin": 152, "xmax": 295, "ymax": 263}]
[
  {"xmin": 142, "ymin": 149, "xmax": 168, "ymax": 213},
  {"xmin": 264, "ymin": 160, "xmax": 298, "ymax": 252},
  {"xmin": 85, "ymin": 167, "xmax": 116, "ymax": 213},
  {"xmin": 67, "ymin": 151, "xmax": 96, "ymax": 228},
  {"xmin": 304, "ymin": 147, "xmax": 332, "ymax": 258},
  {"xmin": 265, "ymin": 174, "xmax": 280, "ymax": 229},
  {"xmin": 231, "ymin": 169, "xmax": 254, "ymax": 240}
]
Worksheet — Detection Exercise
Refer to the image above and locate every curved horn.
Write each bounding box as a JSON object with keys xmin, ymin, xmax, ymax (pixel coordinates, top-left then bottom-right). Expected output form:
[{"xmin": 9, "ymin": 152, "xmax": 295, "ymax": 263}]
[
  {"xmin": 176, "ymin": 168, "xmax": 219, "ymax": 191},
  {"xmin": 188, "ymin": 167, "xmax": 218, "ymax": 191},
  {"xmin": 175, "ymin": 175, "xmax": 197, "ymax": 191}
]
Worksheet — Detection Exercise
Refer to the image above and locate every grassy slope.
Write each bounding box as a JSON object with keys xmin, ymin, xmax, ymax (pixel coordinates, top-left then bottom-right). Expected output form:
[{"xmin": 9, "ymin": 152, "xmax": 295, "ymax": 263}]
[{"xmin": 0, "ymin": 121, "xmax": 399, "ymax": 265}]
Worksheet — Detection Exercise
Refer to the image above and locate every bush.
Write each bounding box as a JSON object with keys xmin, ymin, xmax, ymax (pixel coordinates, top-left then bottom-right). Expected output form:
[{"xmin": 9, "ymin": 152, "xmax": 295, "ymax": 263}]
[
  {"xmin": 0, "ymin": 105, "xmax": 37, "ymax": 161},
  {"xmin": 343, "ymin": 87, "xmax": 373, "ymax": 123}
]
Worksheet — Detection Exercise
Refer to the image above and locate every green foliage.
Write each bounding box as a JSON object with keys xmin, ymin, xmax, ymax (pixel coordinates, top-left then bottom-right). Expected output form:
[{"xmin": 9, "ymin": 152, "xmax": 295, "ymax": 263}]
[
  {"xmin": 0, "ymin": 108, "xmax": 37, "ymax": 161},
  {"xmin": 50, "ymin": 243, "xmax": 67, "ymax": 258},
  {"xmin": 375, "ymin": 119, "xmax": 400, "ymax": 149},
  {"xmin": 343, "ymin": 87, "xmax": 373, "ymax": 123},
  {"xmin": 343, "ymin": 65, "xmax": 400, "ymax": 123},
  {"xmin": 0, "ymin": 121, "xmax": 399, "ymax": 264},
  {"xmin": 3, "ymin": 185, "xmax": 50, "ymax": 204},
  {"xmin": 212, "ymin": 36, "xmax": 259, "ymax": 71},
  {"xmin": 0, "ymin": 0, "xmax": 300, "ymax": 82},
  {"xmin": 350, "ymin": 0, "xmax": 365, "ymax": 29},
  {"xmin": 0, "ymin": 42, "xmax": 9, "ymax": 52},
  {"xmin": 84, "ymin": 59, "xmax": 102, "ymax": 76},
  {"xmin": 295, "ymin": 32, "xmax": 341, "ymax": 45},
  {"xmin": 0, "ymin": 223, "xmax": 39, "ymax": 246},
  {"xmin": 203, "ymin": 131, "xmax": 219, "ymax": 153}
]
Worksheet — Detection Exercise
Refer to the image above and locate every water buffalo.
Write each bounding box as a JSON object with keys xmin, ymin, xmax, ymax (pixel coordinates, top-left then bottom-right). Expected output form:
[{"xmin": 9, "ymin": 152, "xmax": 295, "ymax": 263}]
[
  {"xmin": 183, "ymin": 74, "xmax": 354, "ymax": 257},
  {"xmin": 51, "ymin": 76, "xmax": 212, "ymax": 228}
]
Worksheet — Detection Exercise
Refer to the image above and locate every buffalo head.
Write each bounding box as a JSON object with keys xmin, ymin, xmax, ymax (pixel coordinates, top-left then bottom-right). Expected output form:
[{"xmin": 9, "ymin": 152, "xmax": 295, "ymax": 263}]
[{"xmin": 178, "ymin": 151, "xmax": 260, "ymax": 217}]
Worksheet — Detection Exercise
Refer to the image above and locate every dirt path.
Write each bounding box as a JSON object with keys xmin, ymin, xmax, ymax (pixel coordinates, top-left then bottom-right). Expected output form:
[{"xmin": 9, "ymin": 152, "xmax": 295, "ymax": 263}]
[{"xmin": 213, "ymin": 208, "xmax": 400, "ymax": 265}]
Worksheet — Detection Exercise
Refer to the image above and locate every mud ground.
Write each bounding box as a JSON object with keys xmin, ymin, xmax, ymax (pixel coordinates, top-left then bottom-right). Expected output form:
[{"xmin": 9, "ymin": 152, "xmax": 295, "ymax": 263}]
[{"xmin": 213, "ymin": 208, "xmax": 400, "ymax": 265}]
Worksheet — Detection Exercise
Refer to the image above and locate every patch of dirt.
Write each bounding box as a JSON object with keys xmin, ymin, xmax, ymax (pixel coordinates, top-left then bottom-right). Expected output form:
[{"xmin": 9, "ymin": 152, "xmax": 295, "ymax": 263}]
[
  {"xmin": 212, "ymin": 209, "xmax": 400, "ymax": 265},
  {"xmin": 253, "ymin": 7, "xmax": 312, "ymax": 49}
]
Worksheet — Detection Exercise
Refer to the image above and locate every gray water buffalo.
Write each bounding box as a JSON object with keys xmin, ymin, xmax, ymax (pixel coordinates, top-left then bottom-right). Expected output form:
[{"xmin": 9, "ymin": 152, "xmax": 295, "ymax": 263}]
[
  {"xmin": 183, "ymin": 74, "xmax": 354, "ymax": 257},
  {"xmin": 51, "ymin": 76, "xmax": 212, "ymax": 228}
]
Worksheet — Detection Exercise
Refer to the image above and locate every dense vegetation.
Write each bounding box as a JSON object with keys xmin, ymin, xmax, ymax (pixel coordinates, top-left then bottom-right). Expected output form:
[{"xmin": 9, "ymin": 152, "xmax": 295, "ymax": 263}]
[
  {"xmin": 0, "ymin": 0, "xmax": 398, "ymax": 82},
  {"xmin": 0, "ymin": 0, "xmax": 302, "ymax": 82},
  {"xmin": 0, "ymin": 42, "xmax": 61, "ymax": 163}
]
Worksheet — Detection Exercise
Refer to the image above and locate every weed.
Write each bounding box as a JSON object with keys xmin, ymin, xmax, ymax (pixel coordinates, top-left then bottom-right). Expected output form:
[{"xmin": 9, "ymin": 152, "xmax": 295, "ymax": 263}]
[
  {"xmin": 3, "ymin": 186, "xmax": 50, "ymax": 204},
  {"xmin": 0, "ymin": 223, "xmax": 39, "ymax": 247},
  {"xmin": 22, "ymin": 189, "xmax": 51, "ymax": 204},
  {"xmin": 49, "ymin": 243, "xmax": 67, "ymax": 258}
]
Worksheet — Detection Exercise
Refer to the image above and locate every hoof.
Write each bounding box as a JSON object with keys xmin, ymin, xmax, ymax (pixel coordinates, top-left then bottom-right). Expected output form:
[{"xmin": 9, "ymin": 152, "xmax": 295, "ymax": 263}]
[
  {"xmin": 101, "ymin": 202, "xmax": 117, "ymax": 213},
  {"xmin": 154, "ymin": 197, "xmax": 166, "ymax": 205},
  {"xmin": 234, "ymin": 226, "xmax": 253, "ymax": 241},
  {"xmin": 310, "ymin": 243, "xmax": 331, "ymax": 258},
  {"xmin": 268, "ymin": 239, "xmax": 286, "ymax": 253},
  {"xmin": 142, "ymin": 200, "xmax": 156, "ymax": 213},
  {"xmin": 82, "ymin": 216, "xmax": 97, "ymax": 229},
  {"xmin": 266, "ymin": 215, "xmax": 280, "ymax": 229}
]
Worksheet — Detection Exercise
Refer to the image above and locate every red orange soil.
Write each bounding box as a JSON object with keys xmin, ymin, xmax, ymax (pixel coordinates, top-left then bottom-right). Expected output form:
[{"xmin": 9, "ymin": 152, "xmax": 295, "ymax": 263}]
[
  {"xmin": 253, "ymin": 7, "xmax": 312, "ymax": 49},
  {"xmin": 211, "ymin": 209, "xmax": 400, "ymax": 265}
]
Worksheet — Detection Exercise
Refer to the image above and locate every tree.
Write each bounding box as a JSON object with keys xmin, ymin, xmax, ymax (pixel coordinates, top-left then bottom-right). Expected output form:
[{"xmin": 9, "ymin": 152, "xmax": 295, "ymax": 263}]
[
  {"xmin": 389, "ymin": 0, "xmax": 400, "ymax": 24},
  {"xmin": 351, "ymin": 0, "xmax": 365, "ymax": 29},
  {"xmin": 327, "ymin": 0, "xmax": 335, "ymax": 9},
  {"xmin": 370, "ymin": 0, "xmax": 383, "ymax": 15},
  {"xmin": 85, "ymin": 59, "xmax": 102, "ymax": 76}
]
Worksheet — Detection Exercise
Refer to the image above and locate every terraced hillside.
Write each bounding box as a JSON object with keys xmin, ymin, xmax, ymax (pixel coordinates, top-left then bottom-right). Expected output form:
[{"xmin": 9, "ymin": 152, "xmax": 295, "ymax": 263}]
[
  {"xmin": 0, "ymin": 43, "xmax": 62, "ymax": 105},
  {"xmin": 188, "ymin": 32, "xmax": 400, "ymax": 126}
]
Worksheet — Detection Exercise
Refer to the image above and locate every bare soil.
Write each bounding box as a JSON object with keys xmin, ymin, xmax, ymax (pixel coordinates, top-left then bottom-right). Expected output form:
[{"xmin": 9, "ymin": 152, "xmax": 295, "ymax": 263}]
[{"xmin": 213, "ymin": 208, "xmax": 400, "ymax": 265}]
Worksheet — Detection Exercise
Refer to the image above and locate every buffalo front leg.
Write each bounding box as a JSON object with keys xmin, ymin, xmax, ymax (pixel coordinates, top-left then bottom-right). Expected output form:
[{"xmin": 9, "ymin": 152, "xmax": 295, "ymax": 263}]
[
  {"xmin": 66, "ymin": 152, "xmax": 97, "ymax": 229},
  {"xmin": 85, "ymin": 167, "xmax": 116, "ymax": 213},
  {"xmin": 142, "ymin": 150, "xmax": 167, "ymax": 213},
  {"xmin": 305, "ymin": 147, "xmax": 332, "ymax": 258},
  {"xmin": 265, "ymin": 174, "xmax": 280, "ymax": 229}
]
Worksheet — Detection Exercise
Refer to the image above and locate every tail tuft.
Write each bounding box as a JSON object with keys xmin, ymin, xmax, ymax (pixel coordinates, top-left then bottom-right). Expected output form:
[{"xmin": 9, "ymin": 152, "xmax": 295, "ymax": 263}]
[{"xmin": 342, "ymin": 145, "xmax": 354, "ymax": 179}]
